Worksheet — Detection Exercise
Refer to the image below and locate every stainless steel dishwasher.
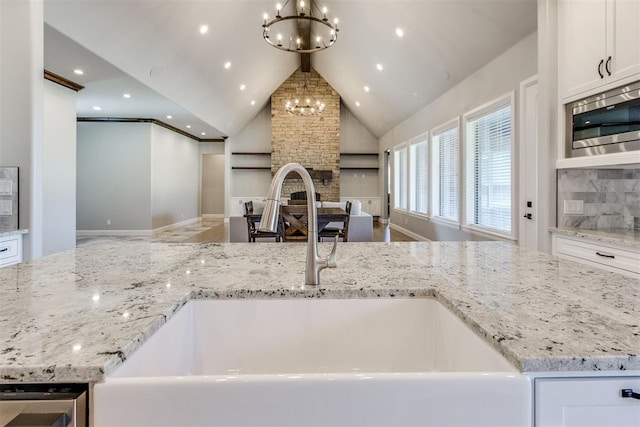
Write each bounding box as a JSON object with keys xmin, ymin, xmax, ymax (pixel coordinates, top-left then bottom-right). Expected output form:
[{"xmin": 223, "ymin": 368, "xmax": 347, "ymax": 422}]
[{"xmin": 0, "ymin": 384, "xmax": 87, "ymax": 427}]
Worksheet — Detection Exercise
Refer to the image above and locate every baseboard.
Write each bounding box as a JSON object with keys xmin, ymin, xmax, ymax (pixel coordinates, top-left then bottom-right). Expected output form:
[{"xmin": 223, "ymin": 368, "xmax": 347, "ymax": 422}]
[
  {"xmin": 77, "ymin": 217, "xmax": 201, "ymax": 237},
  {"xmin": 378, "ymin": 217, "xmax": 389, "ymax": 224},
  {"xmin": 76, "ymin": 229, "xmax": 153, "ymax": 237},
  {"xmin": 389, "ymin": 223, "xmax": 431, "ymax": 242},
  {"xmin": 202, "ymin": 214, "xmax": 224, "ymax": 219},
  {"xmin": 153, "ymin": 217, "xmax": 200, "ymax": 233}
]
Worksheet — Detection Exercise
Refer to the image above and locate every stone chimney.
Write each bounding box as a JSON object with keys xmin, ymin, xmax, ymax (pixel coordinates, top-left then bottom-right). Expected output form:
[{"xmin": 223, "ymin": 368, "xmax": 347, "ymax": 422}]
[{"xmin": 270, "ymin": 68, "xmax": 340, "ymax": 201}]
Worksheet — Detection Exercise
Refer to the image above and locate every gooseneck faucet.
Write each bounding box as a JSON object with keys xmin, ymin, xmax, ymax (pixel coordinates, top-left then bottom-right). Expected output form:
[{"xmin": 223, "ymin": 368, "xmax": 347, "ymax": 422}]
[{"xmin": 259, "ymin": 163, "xmax": 338, "ymax": 286}]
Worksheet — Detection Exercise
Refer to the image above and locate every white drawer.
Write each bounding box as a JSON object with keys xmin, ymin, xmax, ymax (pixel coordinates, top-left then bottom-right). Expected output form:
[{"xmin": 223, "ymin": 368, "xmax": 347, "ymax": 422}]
[
  {"xmin": 554, "ymin": 235, "xmax": 640, "ymax": 275},
  {"xmin": 0, "ymin": 236, "xmax": 21, "ymax": 267},
  {"xmin": 535, "ymin": 376, "xmax": 640, "ymax": 427}
]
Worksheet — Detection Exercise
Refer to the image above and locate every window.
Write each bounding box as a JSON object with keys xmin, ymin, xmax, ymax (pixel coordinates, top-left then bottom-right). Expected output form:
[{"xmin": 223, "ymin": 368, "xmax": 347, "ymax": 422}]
[
  {"xmin": 409, "ymin": 136, "xmax": 428, "ymax": 215},
  {"xmin": 464, "ymin": 95, "xmax": 513, "ymax": 236},
  {"xmin": 431, "ymin": 121, "xmax": 459, "ymax": 223},
  {"xmin": 393, "ymin": 144, "xmax": 407, "ymax": 210}
]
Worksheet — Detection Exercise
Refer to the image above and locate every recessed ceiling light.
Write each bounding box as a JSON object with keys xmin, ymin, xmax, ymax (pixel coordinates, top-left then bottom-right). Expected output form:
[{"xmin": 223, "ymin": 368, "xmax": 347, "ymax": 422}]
[
  {"xmin": 240, "ymin": 84, "xmax": 246, "ymax": 91},
  {"xmin": 92, "ymin": 106, "xmax": 102, "ymax": 111},
  {"xmin": 396, "ymin": 28, "xmax": 404, "ymax": 37},
  {"xmin": 364, "ymin": 86, "xmax": 370, "ymax": 92},
  {"xmin": 72, "ymin": 344, "xmax": 82, "ymax": 352},
  {"xmin": 200, "ymin": 25, "xmax": 209, "ymax": 34},
  {"xmin": 250, "ymin": 100, "xmax": 256, "ymax": 106},
  {"xmin": 186, "ymin": 125, "xmax": 191, "ymax": 129},
  {"xmin": 201, "ymin": 132, "xmax": 206, "ymax": 136},
  {"xmin": 166, "ymin": 115, "xmax": 172, "ymax": 119},
  {"xmin": 376, "ymin": 63, "xmax": 383, "ymax": 71},
  {"xmin": 73, "ymin": 69, "xmax": 84, "ymax": 75},
  {"xmin": 224, "ymin": 61, "xmax": 231, "ymax": 69},
  {"xmin": 355, "ymin": 101, "xmax": 361, "ymax": 107},
  {"xmin": 123, "ymin": 93, "xmax": 131, "ymax": 98}
]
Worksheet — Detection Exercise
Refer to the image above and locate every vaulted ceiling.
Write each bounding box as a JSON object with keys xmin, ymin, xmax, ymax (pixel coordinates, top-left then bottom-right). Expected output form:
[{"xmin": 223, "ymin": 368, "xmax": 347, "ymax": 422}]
[{"xmin": 43, "ymin": 0, "xmax": 537, "ymax": 140}]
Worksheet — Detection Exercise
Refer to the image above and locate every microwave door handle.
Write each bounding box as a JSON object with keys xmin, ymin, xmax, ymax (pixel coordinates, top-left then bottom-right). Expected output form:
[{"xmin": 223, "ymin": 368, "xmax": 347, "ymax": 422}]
[
  {"xmin": 598, "ymin": 59, "xmax": 604, "ymax": 79},
  {"xmin": 605, "ymin": 56, "xmax": 612, "ymax": 76}
]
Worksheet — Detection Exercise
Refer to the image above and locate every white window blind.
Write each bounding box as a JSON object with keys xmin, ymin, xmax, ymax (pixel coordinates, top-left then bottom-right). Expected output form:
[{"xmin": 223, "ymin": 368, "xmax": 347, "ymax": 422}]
[
  {"xmin": 465, "ymin": 101, "xmax": 512, "ymax": 235},
  {"xmin": 431, "ymin": 125, "xmax": 459, "ymax": 222},
  {"xmin": 409, "ymin": 137, "xmax": 428, "ymax": 214},
  {"xmin": 393, "ymin": 145, "xmax": 407, "ymax": 210}
]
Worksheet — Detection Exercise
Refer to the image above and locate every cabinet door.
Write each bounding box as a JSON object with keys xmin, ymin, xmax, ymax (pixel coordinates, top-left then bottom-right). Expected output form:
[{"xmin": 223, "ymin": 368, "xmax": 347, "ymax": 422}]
[
  {"xmin": 608, "ymin": 0, "xmax": 640, "ymax": 84},
  {"xmin": 535, "ymin": 377, "xmax": 640, "ymax": 427},
  {"xmin": 558, "ymin": 0, "xmax": 608, "ymax": 100}
]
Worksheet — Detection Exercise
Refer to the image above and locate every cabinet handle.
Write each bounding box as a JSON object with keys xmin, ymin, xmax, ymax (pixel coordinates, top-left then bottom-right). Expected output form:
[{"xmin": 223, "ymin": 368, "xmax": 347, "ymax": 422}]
[
  {"xmin": 605, "ymin": 56, "xmax": 612, "ymax": 76},
  {"xmin": 595, "ymin": 251, "xmax": 615, "ymax": 259},
  {"xmin": 598, "ymin": 59, "xmax": 604, "ymax": 78},
  {"xmin": 0, "ymin": 247, "xmax": 8, "ymax": 253},
  {"xmin": 621, "ymin": 389, "xmax": 640, "ymax": 400}
]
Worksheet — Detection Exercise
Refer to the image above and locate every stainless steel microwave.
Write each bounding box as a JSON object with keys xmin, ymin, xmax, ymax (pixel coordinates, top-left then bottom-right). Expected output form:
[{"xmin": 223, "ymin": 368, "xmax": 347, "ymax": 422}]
[{"xmin": 566, "ymin": 80, "xmax": 640, "ymax": 157}]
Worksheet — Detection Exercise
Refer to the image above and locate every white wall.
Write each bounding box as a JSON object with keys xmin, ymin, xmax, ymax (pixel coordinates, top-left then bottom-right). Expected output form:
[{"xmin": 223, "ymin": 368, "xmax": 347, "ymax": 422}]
[
  {"xmin": 43, "ymin": 80, "xmax": 76, "ymax": 255},
  {"xmin": 150, "ymin": 125, "xmax": 200, "ymax": 228},
  {"xmin": 0, "ymin": 0, "xmax": 44, "ymax": 260},
  {"xmin": 379, "ymin": 32, "xmax": 538, "ymax": 241},
  {"xmin": 228, "ymin": 105, "xmax": 272, "ymax": 198},
  {"xmin": 340, "ymin": 104, "xmax": 379, "ymax": 198},
  {"xmin": 77, "ymin": 122, "xmax": 151, "ymax": 231},
  {"xmin": 201, "ymin": 154, "xmax": 225, "ymax": 215}
]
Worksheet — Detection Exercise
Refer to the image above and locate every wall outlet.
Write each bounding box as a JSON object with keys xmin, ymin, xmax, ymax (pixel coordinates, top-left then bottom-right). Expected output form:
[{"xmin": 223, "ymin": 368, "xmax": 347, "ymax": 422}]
[
  {"xmin": 563, "ymin": 200, "xmax": 584, "ymax": 215},
  {"xmin": 106, "ymin": 219, "xmax": 111, "ymax": 226}
]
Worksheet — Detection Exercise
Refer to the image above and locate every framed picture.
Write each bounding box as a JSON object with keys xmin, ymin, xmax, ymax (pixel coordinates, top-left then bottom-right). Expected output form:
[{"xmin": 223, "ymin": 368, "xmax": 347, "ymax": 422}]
[{"xmin": 0, "ymin": 167, "xmax": 18, "ymax": 230}]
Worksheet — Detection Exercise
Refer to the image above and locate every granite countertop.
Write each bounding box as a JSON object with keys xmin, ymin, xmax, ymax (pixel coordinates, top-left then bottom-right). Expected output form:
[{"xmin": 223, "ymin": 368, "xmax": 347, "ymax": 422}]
[
  {"xmin": 551, "ymin": 227, "xmax": 640, "ymax": 250},
  {"xmin": 0, "ymin": 229, "xmax": 29, "ymax": 238},
  {"xmin": 0, "ymin": 240, "xmax": 638, "ymax": 383}
]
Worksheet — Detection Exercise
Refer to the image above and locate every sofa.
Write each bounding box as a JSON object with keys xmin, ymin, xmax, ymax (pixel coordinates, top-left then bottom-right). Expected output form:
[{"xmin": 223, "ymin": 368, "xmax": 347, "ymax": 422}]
[{"xmin": 229, "ymin": 199, "xmax": 373, "ymax": 242}]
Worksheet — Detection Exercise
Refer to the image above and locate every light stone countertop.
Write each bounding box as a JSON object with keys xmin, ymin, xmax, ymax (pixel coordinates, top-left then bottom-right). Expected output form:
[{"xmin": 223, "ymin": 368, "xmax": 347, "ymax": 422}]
[
  {"xmin": 551, "ymin": 227, "xmax": 640, "ymax": 250},
  {"xmin": 0, "ymin": 229, "xmax": 28, "ymax": 238},
  {"xmin": 0, "ymin": 240, "xmax": 638, "ymax": 383}
]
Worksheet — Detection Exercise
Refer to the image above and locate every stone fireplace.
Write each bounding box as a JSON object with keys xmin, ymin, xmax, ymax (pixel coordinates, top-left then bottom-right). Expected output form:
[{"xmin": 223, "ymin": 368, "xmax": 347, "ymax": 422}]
[{"xmin": 270, "ymin": 68, "xmax": 340, "ymax": 201}]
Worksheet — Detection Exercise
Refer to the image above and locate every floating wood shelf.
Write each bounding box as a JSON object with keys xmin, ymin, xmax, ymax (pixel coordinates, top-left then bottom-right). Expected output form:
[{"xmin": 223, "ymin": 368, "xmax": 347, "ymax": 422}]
[
  {"xmin": 283, "ymin": 169, "xmax": 333, "ymax": 181},
  {"xmin": 340, "ymin": 167, "xmax": 379, "ymax": 170},
  {"xmin": 231, "ymin": 166, "xmax": 271, "ymax": 170},
  {"xmin": 340, "ymin": 153, "xmax": 378, "ymax": 156},
  {"xmin": 231, "ymin": 152, "xmax": 271, "ymax": 155}
]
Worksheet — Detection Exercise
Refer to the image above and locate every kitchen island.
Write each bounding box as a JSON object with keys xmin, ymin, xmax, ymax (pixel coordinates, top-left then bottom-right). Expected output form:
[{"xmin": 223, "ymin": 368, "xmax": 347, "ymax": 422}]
[{"xmin": 1, "ymin": 240, "xmax": 638, "ymax": 383}]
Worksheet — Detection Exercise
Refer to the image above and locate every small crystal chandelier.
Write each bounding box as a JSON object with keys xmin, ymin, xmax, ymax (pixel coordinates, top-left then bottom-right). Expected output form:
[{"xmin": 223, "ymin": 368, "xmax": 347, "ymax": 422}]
[
  {"xmin": 262, "ymin": 0, "xmax": 339, "ymax": 54},
  {"xmin": 285, "ymin": 80, "xmax": 325, "ymax": 116}
]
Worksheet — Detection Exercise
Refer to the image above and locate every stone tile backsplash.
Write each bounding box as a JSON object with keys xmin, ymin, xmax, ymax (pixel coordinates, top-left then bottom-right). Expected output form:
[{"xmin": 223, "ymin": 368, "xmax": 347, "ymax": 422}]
[{"xmin": 557, "ymin": 167, "xmax": 640, "ymax": 230}]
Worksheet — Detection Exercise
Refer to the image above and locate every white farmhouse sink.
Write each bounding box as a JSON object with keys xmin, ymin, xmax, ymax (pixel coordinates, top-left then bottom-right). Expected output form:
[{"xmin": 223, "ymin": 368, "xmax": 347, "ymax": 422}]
[{"xmin": 94, "ymin": 298, "xmax": 531, "ymax": 426}]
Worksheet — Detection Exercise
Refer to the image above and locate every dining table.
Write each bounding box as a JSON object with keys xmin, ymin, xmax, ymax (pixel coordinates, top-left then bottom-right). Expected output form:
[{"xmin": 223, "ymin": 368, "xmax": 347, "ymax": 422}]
[{"xmin": 244, "ymin": 207, "xmax": 348, "ymax": 241}]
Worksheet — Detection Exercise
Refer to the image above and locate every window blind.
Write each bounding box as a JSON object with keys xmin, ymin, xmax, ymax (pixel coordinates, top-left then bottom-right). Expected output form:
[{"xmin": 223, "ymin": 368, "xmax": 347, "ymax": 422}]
[
  {"xmin": 410, "ymin": 138, "xmax": 428, "ymax": 214},
  {"xmin": 431, "ymin": 127, "xmax": 459, "ymax": 222},
  {"xmin": 465, "ymin": 104, "xmax": 512, "ymax": 234},
  {"xmin": 394, "ymin": 146, "xmax": 407, "ymax": 210}
]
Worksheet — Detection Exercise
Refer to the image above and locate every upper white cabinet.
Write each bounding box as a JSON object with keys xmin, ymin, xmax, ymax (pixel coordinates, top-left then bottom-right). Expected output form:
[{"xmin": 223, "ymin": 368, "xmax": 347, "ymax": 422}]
[{"xmin": 559, "ymin": 0, "xmax": 640, "ymax": 101}]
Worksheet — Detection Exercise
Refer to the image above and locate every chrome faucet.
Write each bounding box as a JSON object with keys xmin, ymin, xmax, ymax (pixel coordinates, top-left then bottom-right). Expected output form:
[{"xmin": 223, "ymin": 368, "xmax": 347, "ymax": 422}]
[{"xmin": 259, "ymin": 163, "xmax": 338, "ymax": 286}]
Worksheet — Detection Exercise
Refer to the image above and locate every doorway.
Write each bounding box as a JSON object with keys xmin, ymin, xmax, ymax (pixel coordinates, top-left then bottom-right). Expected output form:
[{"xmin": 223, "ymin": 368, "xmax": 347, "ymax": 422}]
[{"xmin": 201, "ymin": 154, "xmax": 225, "ymax": 218}]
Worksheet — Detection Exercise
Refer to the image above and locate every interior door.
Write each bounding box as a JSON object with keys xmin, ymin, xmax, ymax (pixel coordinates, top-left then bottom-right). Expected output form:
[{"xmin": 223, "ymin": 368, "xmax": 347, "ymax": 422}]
[{"xmin": 519, "ymin": 76, "xmax": 539, "ymax": 251}]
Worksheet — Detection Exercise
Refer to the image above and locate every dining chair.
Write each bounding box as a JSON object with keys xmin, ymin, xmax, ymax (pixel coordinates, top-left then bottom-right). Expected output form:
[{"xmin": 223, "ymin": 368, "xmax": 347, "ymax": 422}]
[
  {"xmin": 244, "ymin": 201, "xmax": 280, "ymax": 243},
  {"xmin": 318, "ymin": 200, "xmax": 351, "ymax": 242},
  {"xmin": 279, "ymin": 205, "xmax": 309, "ymax": 241}
]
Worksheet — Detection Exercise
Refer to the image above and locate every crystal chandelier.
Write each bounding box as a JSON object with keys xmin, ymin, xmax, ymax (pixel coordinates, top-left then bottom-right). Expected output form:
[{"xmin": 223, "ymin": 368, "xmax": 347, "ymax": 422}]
[
  {"xmin": 262, "ymin": 0, "xmax": 339, "ymax": 54},
  {"xmin": 285, "ymin": 80, "xmax": 326, "ymax": 116}
]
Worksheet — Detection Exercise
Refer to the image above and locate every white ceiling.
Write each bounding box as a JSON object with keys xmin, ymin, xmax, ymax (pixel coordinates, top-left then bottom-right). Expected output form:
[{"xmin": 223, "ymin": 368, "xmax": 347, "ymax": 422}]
[{"xmin": 43, "ymin": 0, "xmax": 537, "ymax": 140}]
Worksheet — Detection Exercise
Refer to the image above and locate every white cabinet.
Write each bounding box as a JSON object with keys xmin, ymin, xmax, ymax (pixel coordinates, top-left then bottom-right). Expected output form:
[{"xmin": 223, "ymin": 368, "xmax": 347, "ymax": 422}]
[
  {"xmin": 558, "ymin": 0, "xmax": 640, "ymax": 101},
  {"xmin": 0, "ymin": 233, "xmax": 22, "ymax": 268},
  {"xmin": 535, "ymin": 377, "xmax": 640, "ymax": 427},
  {"xmin": 552, "ymin": 234, "xmax": 640, "ymax": 278}
]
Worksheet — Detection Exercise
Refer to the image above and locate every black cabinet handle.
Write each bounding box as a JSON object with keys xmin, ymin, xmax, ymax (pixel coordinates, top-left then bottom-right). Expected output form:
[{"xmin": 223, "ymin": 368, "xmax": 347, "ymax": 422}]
[
  {"xmin": 595, "ymin": 251, "xmax": 615, "ymax": 259},
  {"xmin": 621, "ymin": 389, "xmax": 640, "ymax": 400},
  {"xmin": 605, "ymin": 56, "xmax": 612, "ymax": 76},
  {"xmin": 0, "ymin": 247, "xmax": 8, "ymax": 253},
  {"xmin": 598, "ymin": 59, "xmax": 604, "ymax": 78}
]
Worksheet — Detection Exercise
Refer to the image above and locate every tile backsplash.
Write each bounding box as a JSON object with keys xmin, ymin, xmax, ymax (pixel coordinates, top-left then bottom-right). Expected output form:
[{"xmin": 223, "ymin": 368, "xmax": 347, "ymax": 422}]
[{"xmin": 557, "ymin": 167, "xmax": 640, "ymax": 230}]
